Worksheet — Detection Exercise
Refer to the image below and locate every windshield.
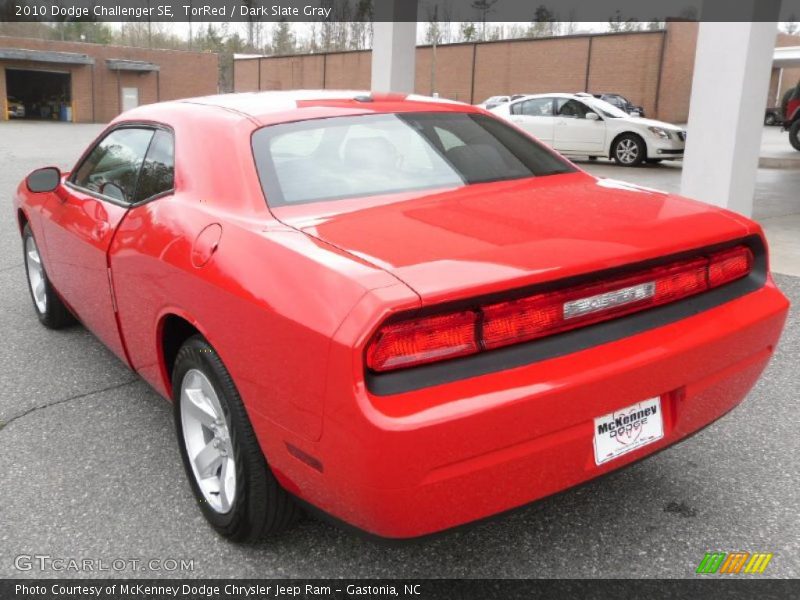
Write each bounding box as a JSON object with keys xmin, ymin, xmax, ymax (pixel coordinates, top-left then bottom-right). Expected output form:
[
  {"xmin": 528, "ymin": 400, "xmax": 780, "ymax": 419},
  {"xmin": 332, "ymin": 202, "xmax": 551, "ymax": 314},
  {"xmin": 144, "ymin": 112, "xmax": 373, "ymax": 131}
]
[
  {"xmin": 252, "ymin": 112, "xmax": 575, "ymax": 207},
  {"xmin": 587, "ymin": 98, "xmax": 630, "ymax": 119}
]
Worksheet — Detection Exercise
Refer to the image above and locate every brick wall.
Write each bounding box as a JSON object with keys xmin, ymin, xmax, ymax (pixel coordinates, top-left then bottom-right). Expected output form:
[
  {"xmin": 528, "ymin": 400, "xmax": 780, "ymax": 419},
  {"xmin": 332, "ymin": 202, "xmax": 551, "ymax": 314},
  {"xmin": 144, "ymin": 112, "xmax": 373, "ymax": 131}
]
[
  {"xmin": 473, "ymin": 36, "xmax": 592, "ymax": 103},
  {"xmin": 258, "ymin": 53, "xmax": 325, "ymax": 90},
  {"xmin": 415, "ymin": 44, "xmax": 474, "ymax": 102},
  {"xmin": 234, "ymin": 58, "xmax": 260, "ymax": 92},
  {"xmin": 0, "ymin": 36, "xmax": 218, "ymax": 122},
  {"xmin": 235, "ymin": 23, "xmax": 704, "ymax": 122},
  {"xmin": 322, "ymin": 51, "xmax": 371, "ymax": 90},
  {"xmin": 588, "ymin": 32, "xmax": 664, "ymax": 118}
]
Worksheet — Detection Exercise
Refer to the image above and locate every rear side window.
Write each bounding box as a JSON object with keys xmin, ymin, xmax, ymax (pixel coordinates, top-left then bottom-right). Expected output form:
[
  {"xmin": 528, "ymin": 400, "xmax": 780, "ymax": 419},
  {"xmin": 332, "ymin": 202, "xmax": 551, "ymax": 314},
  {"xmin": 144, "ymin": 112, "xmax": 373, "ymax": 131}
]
[
  {"xmin": 512, "ymin": 98, "xmax": 554, "ymax": 117},
  {"xmin": 135, "ymin": 129, "xmax": 175, "ymax": 202},
  {"xmin": 72, "ymin": 128, "xmax": 154, "ymax": 204},
  {"xmin": 252, "ymin": 111, "xmax": 575, "ymax": 207}
]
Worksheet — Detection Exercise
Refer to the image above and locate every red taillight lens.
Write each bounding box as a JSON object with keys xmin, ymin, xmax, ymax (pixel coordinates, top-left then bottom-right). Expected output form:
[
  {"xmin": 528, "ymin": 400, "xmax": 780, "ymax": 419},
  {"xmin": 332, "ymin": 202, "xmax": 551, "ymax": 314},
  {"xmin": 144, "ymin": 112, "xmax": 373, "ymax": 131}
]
[
  {"xmin": 366, "ymin": 310, "xmax": 479, "ymax": 372},
  {"xmin": 652, "ymin": 258, "xmax": 709, "ymax": 303},
  {"xmin": 482, "ymin": 293, "xmax": 560, "ymax": 350},
  {"xmin": 708, "ymin": 246, "xmax": 753, "ymax": 288},
  {"xmin": 366, "ymin": 244, "xmax": 754, "ymax": 373},
  {"xmin": 482, "ymin": 257, "xmax": 710, "ymax": 349}
]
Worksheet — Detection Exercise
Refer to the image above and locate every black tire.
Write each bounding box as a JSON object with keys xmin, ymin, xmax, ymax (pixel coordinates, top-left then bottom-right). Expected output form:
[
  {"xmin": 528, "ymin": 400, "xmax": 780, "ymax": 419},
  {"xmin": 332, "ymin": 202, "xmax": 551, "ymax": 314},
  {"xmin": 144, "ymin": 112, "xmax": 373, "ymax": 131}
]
[
  {"xmin": 172, "ymin": 335, "xmax": 301, "ymax": 541},
  {"xmin": 790, "ymin": 121, "xmax": 800, "ymax": 152},
  {"xmin": 611, "ymin": 133, "xmax": 646, "ymax": 166},
  {"xmin": 21, "ymin": 224, "xmax": 74, "ymax": 329}
]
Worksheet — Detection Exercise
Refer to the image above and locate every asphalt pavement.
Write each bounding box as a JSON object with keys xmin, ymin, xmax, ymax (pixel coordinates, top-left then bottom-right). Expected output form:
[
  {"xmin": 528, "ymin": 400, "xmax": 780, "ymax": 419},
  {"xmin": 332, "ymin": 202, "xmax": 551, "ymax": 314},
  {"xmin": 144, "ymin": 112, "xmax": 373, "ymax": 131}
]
[{"xmin": 0, "ymin": 121, "xmax": 798, "ymax": 579}]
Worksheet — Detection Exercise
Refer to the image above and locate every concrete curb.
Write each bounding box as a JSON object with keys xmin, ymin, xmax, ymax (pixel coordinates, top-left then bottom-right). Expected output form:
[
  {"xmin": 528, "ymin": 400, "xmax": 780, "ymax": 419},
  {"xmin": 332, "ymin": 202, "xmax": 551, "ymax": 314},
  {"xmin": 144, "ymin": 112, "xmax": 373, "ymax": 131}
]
[{"xmin": 759, "ymin": 156, "xmax": 800, "ymax": 169}]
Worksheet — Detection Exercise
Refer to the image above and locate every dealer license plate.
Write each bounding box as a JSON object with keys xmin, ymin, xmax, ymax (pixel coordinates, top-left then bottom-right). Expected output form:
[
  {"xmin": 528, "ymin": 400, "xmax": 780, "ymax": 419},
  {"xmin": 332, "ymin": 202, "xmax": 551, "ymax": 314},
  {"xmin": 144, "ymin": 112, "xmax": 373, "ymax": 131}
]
[{"xmin": 593, "ymin": 397, "xmax": 664, "ymax": 465}]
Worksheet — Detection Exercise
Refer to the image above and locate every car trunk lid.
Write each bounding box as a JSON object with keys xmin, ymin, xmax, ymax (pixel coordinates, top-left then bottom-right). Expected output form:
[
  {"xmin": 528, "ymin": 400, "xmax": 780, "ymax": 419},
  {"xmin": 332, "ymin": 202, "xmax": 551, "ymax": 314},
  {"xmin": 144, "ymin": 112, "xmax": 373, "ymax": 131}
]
[{"xmin": 271, "ymin": 172, "xmax": 751, "ymax": 304}]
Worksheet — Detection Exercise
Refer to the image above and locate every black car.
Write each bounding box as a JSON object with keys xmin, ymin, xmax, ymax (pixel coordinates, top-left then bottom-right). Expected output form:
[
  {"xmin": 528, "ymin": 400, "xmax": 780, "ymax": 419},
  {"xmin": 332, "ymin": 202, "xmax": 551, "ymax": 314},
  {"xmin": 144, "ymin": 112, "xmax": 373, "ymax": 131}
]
[{"xmin": 584, "ymin": 93, "xmax": 645, "ymax": 117}]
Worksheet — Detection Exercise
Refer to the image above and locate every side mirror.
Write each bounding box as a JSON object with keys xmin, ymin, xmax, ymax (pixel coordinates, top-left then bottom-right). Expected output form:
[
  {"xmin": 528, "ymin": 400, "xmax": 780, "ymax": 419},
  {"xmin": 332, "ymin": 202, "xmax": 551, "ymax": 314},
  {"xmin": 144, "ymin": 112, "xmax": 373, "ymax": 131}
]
[
  {"xmin": 26, "ymin": 167, "xmax": 61, "ymax": 193},
  {"xmin": 586, "ymin": 112, "xmax": 600, "ymax": 121},
  {"xmin": 100, "ymin": 181, "xmax": 126, "ymax": 202}
]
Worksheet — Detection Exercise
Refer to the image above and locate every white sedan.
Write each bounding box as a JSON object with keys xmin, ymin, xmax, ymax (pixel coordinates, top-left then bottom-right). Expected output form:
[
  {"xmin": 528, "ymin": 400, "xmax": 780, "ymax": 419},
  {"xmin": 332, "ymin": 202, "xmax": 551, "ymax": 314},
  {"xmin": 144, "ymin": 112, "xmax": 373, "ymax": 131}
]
[{"xmin": 490, "ymin": 93, "xmax": 686, "ymax": 166}]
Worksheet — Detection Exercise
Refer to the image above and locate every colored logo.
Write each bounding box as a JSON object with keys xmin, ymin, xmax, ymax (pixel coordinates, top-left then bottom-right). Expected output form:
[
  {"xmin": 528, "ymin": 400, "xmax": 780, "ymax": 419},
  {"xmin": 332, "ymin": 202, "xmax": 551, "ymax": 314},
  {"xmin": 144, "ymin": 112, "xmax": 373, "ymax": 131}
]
[{"xmin": 696, "ymin": 552, "xmax": 773, "ymax": 574}]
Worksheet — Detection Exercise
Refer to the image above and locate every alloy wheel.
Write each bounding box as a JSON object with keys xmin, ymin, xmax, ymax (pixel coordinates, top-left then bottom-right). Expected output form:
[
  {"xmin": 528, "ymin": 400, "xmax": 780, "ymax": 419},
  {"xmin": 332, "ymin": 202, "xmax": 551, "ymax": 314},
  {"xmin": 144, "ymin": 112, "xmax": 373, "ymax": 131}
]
[
  {"xmin": 180, "ymin": 368, "xmax": 237, "ymax": 513},
  {"xmin": 616, "ymin": 139, "xmax": 639, "ymax": 164},
  {"xmin": 25, "ymin": 235, "xmax": 47, "ymax": 314}
]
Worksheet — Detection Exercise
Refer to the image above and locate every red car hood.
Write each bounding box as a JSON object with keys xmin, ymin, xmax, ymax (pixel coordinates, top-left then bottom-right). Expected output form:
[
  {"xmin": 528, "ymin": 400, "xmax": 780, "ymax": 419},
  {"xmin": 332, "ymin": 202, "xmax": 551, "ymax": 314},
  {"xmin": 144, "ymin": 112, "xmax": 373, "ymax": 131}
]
[{"xmin": 272, "ymin": 172, "xmax": 751, "ymax": 304}]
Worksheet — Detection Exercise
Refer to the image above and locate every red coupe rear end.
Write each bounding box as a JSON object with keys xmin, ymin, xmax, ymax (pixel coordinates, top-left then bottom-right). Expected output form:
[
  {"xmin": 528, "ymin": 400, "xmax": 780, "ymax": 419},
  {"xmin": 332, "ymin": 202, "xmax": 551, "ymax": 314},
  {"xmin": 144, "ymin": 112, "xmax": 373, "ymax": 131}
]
[
  {"xmin": 14, "ymin": 92, "xmax": 789, "ymax": 540},
  {"xmin": 248, "ymin": 100, "xmax": 788, "ymax": 537},
  {"xmin": 266, "ymin": 178, "xmax": 787, "ymax": 538}
]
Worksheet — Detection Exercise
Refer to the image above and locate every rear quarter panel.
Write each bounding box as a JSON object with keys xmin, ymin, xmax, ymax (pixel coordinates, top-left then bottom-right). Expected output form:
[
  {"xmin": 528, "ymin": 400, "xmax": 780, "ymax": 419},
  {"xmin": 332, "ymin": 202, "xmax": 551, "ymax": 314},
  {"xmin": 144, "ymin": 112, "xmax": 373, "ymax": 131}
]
[{"xmin": 108, "ymin": 109, "xmax": 406, "ymax": 441}]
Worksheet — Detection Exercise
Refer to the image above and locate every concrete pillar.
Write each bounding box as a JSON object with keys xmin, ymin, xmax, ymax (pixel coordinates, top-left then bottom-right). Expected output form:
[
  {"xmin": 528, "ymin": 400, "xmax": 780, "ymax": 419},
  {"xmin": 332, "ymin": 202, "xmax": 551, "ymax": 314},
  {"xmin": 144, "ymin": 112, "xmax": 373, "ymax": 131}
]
[
  {"xmin": 680, "ymin": 17, "xmax": 779, "ymax": 216},
  {"xmin": 371, "ymin": 1, "xmax": 417, "ymax": 94}
]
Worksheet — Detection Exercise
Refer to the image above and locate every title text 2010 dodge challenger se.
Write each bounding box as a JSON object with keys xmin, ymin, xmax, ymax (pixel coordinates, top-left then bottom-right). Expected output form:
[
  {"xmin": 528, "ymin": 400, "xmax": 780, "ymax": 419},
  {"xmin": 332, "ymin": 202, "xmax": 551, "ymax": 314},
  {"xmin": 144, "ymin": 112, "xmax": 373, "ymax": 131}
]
[{"xmin": 13, "ymin": 91, "xmax": 789, "ymax": 541}]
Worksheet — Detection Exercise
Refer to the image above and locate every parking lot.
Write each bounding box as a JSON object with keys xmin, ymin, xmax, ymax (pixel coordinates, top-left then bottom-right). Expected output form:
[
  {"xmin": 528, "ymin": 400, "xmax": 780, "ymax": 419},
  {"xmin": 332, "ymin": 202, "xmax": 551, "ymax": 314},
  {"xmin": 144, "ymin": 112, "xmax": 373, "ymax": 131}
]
[{"xmin": 1, "ymin": 121, "xmax": 798, "ymax": 579}]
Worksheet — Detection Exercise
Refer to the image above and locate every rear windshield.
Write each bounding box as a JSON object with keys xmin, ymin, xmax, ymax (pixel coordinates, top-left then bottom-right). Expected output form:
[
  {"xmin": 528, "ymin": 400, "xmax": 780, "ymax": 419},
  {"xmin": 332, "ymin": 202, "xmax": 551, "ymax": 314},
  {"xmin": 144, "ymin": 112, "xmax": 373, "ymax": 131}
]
[{"xmin": 252, "ymin": 111, "xmax": 575, "ymax": 207}]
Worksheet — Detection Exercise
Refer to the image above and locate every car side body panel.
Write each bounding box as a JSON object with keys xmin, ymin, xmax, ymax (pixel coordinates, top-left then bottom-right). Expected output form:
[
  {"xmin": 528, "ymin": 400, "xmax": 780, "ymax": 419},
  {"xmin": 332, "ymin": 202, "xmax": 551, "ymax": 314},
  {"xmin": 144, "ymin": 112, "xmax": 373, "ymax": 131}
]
[
  {"xmin": 41, "ymin": 183, "xmax": 130, "ymax": 362},
  {"xmin": 106, "ymin": 108, "xmax": 410, "ymax": 441}
]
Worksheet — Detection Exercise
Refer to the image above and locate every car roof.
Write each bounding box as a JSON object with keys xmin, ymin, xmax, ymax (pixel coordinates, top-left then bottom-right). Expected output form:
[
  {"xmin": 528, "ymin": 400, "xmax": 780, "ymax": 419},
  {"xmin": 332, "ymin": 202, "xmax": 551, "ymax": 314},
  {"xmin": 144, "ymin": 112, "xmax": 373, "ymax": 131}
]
[
  {"xmin": 509, "ymin": 93, "xmax": 581, "ymax": 102},
  {"xmin": 120, "ymin": 90, "xmax": 474, "ymax": 127}
]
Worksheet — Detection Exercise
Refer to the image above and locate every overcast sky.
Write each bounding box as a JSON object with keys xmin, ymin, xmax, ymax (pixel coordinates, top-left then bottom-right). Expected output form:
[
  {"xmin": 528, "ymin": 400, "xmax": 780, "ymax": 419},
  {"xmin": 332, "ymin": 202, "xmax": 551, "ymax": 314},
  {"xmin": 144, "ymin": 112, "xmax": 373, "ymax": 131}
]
[{"xmin": 134, "ymin": 21, "xmax": 609, "ymax": 44}]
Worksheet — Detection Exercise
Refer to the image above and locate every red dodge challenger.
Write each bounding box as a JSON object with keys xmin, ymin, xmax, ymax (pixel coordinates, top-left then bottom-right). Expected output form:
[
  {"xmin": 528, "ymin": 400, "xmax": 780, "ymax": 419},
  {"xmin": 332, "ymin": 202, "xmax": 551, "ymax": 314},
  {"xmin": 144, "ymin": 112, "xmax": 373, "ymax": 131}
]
[{"xmin": 14, "ymin": 91, "xmax": 789, "ymax": 541}]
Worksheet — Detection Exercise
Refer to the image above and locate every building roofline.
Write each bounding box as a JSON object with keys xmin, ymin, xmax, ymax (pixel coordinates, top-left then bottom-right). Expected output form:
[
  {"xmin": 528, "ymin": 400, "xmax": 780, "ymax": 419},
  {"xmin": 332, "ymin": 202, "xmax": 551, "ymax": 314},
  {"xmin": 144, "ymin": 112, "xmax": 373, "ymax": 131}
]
[
  {"xmin": 0, "ymin": 47, "xmax": 94, "ymax": 65},
  {"xmin": 0, "ymin": 34, "xmax": 216, "ymax": 58},
  {"xmin": 106, "ymin": 58, "xmax": 160, "ymax": 72},
  {"xmin": 234, "ymin": 28, "xmax": 667, "ymax": 62}
]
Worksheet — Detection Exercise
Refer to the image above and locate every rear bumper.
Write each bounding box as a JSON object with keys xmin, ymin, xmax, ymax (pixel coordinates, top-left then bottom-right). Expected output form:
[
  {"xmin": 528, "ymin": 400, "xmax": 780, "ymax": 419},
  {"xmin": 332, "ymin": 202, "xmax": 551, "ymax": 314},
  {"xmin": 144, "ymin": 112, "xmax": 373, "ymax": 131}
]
[{"xmin": 266, "ymin": 280, "xmax": 789, "ymax": 539}]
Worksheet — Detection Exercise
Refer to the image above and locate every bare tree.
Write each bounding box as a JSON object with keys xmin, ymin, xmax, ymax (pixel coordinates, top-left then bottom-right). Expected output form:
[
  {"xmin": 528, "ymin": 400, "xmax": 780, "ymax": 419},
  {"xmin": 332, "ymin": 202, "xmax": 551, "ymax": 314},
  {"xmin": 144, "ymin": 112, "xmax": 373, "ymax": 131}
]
[
  {"xmin": 425, "ymin": 2, "xmax": 443, "ymax": 45},
  {"xmin": 240, "ymin": 1, "xmax": 258, "ymax": 50},
  {"xmin": 348, "ymin": 0, "xmax": 373, "ymax": 50},
  {"xmin": 608, "ymin": 10, "xmax": 641, "ymax": 33},
  {"xmin": 271, "ymin": 19, "xmax": 296, "ymax": 55},
  {"xmin": 527, "ymin": 4, "xmax": 559, "ymax": 38},
  {"xmin": 470, "ymin": 0, "xmax": 499, "ymax": 41},
  {"xmin": 459, "ymin": 21, "xmax": 478, "ymax": 42},
  {"xmin": 439, "ymin": 1, "xmax": 454, "ymax": 43}
]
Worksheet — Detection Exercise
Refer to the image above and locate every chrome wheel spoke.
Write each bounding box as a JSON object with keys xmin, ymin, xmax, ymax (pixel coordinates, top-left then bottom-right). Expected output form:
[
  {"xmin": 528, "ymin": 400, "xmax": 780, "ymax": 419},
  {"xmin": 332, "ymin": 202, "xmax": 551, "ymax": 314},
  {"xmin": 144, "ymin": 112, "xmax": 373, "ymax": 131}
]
[
  {"xmin": 183, "ymin": 389, "xmax": 217, "ymax": 427},
  {"xmin": 25, "ymin": 236, "xmax": 47, "ymax": 313},
  {"xmin": 180, "ymin": 368, "xmax": 237, "ymax": 514},
  {"xmin": 617, "ymin": 140, "xmax": 638, "ymax": 163},
  {"xmin": 194, "ymin": 441, "xmax": 223, "ymax": 478}
]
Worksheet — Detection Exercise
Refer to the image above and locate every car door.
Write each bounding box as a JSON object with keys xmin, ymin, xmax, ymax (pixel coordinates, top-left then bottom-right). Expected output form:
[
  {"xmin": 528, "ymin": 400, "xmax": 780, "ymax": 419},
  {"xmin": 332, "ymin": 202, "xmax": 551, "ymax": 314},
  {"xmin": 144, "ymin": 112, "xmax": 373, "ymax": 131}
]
[
  {"xmin": 553, "ymin": 98, "xmax": 607, "ymax": 153},
  {"xmin": 507, "ymin": 97, "xmax": 557, "ymax": 145},
  {"xmin": 42, "ymin": 126, "xmax": 155, "ymax": 362}
]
